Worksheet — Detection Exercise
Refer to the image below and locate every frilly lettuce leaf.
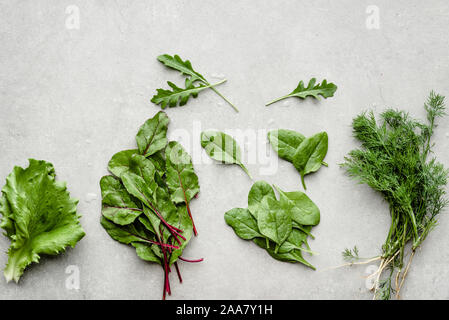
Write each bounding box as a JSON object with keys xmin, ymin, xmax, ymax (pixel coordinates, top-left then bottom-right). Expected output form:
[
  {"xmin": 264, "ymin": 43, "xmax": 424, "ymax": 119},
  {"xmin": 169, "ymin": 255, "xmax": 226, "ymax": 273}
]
[{"xmin": 0, "ymin": 159, "xmax": 85, "ymax": 282}]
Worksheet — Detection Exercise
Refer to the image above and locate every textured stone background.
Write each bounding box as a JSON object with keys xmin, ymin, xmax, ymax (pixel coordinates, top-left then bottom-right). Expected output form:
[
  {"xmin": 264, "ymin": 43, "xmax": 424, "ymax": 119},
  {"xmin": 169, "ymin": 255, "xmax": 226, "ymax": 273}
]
[{"xmin": 1, "ymin": 0, "xmax": 449, "ymax": 299}]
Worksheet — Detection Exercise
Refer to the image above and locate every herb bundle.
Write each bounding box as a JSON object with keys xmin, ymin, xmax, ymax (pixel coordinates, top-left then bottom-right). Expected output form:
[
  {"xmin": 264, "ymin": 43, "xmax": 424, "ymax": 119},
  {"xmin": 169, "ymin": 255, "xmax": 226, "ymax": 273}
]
[
  {"xmin": 152, "ymin": 54, "xmax": 238, "ymax": 112},
  {"xmin": 225, "ymin": 181, "xmax": 319, "ymax": 269},
  {"xmin": 342, "ymin": 92, "xmax": 448, "ymax": 299},
  {"xmin": 0, "ymin": 159, "xmax": 85, "ymax": 282},
  {"xmin": 266, "ymin": 78, "xmax": 337, "ymax": 106},
  {"xmin": 100, "ymin": 111, "xmax": 201, "ymax": 299},
  {"xmin": 268, "ymin": 129, "xmax": 328, "ymax": 190}
]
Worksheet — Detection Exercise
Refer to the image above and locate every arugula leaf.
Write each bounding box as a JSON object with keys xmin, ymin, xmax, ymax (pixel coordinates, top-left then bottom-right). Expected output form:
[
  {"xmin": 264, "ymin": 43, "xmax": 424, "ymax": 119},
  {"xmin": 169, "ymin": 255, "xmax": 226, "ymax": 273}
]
[
  {"xmin": 0, "ymin": 159, "xmax": 85, "ymax": 283},
  {"xmin": 224, "ymin": 180, "xmax": 319, "ymax": 269},
  {"xmin": 151, "ymin": 78, "xmax": 226, "ymax": 109},
  {"xmin": 292, "ymin": 132, "xmax": 328, "ymax": 190},
  {"xmin": 266, "ymin": 78, "xmax": 337, "ymax": 106},
  {"xmin": 165, "ymin": 141, "xmax": 200, "ymax": 235},
  {"xmin": 136, "ymin": 111, "xmax": 169, "ymax": 157},
  {"xmin": 154, "ymin": 54, "xmax": 238, "ymax": 112},
  {"xmin": 157, "ymin": 54, "xmax": 206, "ymax": 82},
  {"xmin": 200, "ymin": 130, "xmax": 252, "ymax": 179}
]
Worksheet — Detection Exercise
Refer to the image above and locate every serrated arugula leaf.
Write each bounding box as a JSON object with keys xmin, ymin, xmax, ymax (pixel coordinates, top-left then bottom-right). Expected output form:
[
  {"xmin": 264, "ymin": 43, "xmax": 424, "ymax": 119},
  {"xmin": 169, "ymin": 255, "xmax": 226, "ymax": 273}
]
[
  {"xmin": 154, "ymin": 54, "xmax": 238, "ymax": 112},
  {"xmin": 157, "ymin": 54, "xmax": 206, "ymax": 83},
  {"xmin": 200, "ymin": 130, "xmax": 252, "ymax": 179},
  {"xmin": 0, "ymin": 159, "xmax": 85, "ymax": 283},
  {"xmin": 266, "ymin": 78, "xmax": 337, "ymax": 106},
  {"xmin": 151, "ymin": 79, "xmax": 215, "ymax": 109},
  {"xmin": 136, "ymin": 111, "xmax": 169, "ymax": 157}
]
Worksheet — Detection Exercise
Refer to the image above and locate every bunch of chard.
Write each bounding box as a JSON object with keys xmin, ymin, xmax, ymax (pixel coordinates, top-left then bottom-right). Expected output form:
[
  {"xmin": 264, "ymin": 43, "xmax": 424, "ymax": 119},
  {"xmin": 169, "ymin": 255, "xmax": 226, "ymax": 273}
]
[
  {"xmin": 100, "ymin": 111, "xmax": 201, "ymax": 299},
  {"xmin": 342, "ymin": 92, "xmax": 448, "ymax": 299}
]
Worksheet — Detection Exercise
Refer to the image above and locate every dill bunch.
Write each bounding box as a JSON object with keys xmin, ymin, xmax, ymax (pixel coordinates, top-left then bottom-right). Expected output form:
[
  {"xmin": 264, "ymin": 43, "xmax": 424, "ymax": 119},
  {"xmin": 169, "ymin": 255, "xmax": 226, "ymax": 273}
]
[{"xmin": 342, "ymin": 91, "xmax": 448, "ymax": 299}]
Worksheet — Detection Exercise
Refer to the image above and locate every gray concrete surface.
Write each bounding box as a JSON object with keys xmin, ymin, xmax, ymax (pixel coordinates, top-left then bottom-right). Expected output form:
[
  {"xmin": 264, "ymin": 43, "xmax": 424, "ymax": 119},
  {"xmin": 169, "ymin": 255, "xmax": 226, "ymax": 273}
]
[{"xmin": 1, "ymin": 0, "xmax": 449, "ymax": 300}]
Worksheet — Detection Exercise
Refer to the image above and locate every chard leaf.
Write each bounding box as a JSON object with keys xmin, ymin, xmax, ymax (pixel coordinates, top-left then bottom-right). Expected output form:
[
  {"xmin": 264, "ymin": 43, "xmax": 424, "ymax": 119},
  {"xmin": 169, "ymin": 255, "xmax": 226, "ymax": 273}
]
[
  {"xmin": 257, "ymin": 197, "xmax": 292, "ymax": 246},
  {"xmin": 100, "ymin": 175, "xmax": 142, "ymax": 225},
  {"xmin": 266, "ymin": 78, "xmax": 337, "ymax": 106},
  {"xmin": 275, "ymin": 186, "xmax": 320, "ymax": 226},
  {"xmin": 247, "ymin": 181, "xmax": 276, "ymax": 219},
  {"xmin": 224, "ymin": 208, "xmax": 263, "ymax": 240},
  {"xmin": 200, "ymin": 130, "xmax": 252, "ymax": 179},
  {"xmin": 1, "ymin": 159, "xmax": 85, "ymax": 283},
  {"xmin": 268, "ymin": 129, "xmax": 305, "ymax": 162},
  {"xmin": 108, "ymin": 149, "xmax": 138, "ymax": 178},
  {"xmin": 165, "ymin": 141, "xmax": 200, "ymax": 204},
  {"xmin": 168, "ymin": 204, "xmax": 194, "ymax": 266},
  {"xmin": 165, "ymin": 141, "xmax": 200, "ymax": 234},
  {"xmin": 132, "ymin": 242, "xmax": 162, "ymax": 265},
  {"xmin": 292, "ymin": 132, "xmax": 328, "ymax": 190},
  {"xmin": 100, "ymin": 216, "xmax": 155, "ymax": 244},
  {"xmin": 136, "ymin": 111, "xmax": 169, "ymax": 157},
  {"xmin": 121, "ymin": 171, "xmax": 156, "ymax": 209}
]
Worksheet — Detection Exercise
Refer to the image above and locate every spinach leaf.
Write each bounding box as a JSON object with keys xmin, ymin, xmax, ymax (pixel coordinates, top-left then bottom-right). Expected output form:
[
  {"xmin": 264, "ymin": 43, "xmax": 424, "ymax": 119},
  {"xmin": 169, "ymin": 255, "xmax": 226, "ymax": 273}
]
[
  {"xmin": 257, "ymin": 197, "xmax": 292, "ymax": 248},
  {"xmin": 253, "ymin": 238, "xmax": 315, "ymax": 269},
  {"xmin": 201, "ymin": 130, "xmax": 252, "ymax": 179},
  {"xmin": 268, "ymin": 129, "xmax": 328, "ymax": 190},
  {"xmin": 224, "ymin": 180, "xmax": 320, "ymax": 269},
  {"xmin": 247, "ymin": 181, "xmax": 276, "ymax": 219},
  {"xmin": 268, "ymin": 129, "xmax": 305, "ymax": 162},
  {"xmin": 153, "ymin": 54, "xmax": 238, "ymax": 112},
  {"xmin": 224, "ymin": 208, "xmax": 263, "ymax": 240},
  {"xmin": 266, "ymin": 78, "xmax": 337, "ymax": 106},
  {"xmin": 292, "ymin": 132, "xmax": 328, "ymax": 190},
  {"xmin": 275, "ymin": 186, "xmax": 320, "ymax": 226}
]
